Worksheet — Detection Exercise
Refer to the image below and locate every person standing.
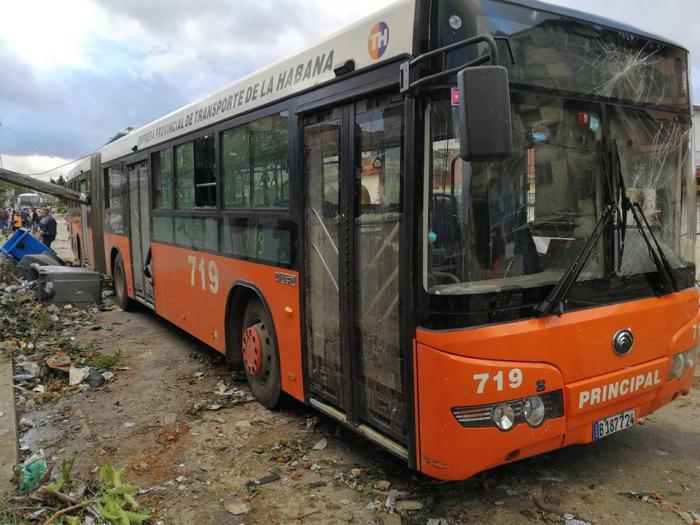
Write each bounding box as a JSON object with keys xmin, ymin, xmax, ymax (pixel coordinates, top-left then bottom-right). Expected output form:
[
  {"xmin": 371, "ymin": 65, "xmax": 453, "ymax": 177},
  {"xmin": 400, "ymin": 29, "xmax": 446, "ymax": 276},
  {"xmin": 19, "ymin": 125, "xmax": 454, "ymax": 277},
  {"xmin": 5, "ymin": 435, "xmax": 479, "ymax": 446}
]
[
  {"xmin": 31, "ymin": 208, "xmax": 40, "ymax": 232},
  {"xmin": 20, "ymin": 208, "xmax": 30, "ymax": 229},
  {"xmin": 38, "ymin": 208, "xmax": 57, "ymax": 248},
  {"xmin": 12, "ymin": 211, "xmax": 23, "ymax": 231},
  {"xmin": 0, "ymin": 208, "xmax": 8, "ymax": 235}
]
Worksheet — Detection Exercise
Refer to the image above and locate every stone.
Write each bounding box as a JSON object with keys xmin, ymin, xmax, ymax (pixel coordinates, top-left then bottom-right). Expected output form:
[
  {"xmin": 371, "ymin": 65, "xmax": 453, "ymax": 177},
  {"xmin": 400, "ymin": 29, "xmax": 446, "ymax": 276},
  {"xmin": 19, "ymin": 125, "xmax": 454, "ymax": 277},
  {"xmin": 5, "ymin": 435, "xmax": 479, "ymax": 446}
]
[
  {"xmin": 395, "ymin": 500, "xmax": 424, "ymax": 511},
  {"xmin": 225, "ymin": 501, "xmax": 249, "ymax": 516}
]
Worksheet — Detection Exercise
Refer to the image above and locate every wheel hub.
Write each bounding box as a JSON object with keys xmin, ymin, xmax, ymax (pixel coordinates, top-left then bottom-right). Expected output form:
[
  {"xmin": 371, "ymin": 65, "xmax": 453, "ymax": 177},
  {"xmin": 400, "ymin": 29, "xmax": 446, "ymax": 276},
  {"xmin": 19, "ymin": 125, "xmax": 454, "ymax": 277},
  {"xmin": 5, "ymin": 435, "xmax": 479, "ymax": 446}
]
[{"xmin": 242, "ymin": 324, "xmax": 264, "ymax": 375}]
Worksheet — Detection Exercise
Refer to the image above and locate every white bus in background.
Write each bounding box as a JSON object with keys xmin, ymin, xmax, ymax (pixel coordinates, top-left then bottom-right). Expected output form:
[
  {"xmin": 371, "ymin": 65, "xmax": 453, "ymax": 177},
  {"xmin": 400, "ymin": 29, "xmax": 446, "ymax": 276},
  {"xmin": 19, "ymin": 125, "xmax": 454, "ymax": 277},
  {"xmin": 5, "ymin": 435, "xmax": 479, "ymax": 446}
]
[{"xmin": 17, "ymin": 193, "xmax": 41, "ymax": 209}]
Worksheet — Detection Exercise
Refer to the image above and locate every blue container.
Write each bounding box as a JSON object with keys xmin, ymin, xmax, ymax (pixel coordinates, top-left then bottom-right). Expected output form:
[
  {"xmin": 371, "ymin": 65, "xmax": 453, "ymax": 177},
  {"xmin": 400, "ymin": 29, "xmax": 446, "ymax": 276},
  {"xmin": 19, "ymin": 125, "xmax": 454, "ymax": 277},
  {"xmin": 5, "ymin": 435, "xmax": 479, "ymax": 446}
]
[{"xmin": 1, "ymin": 229, "xmax": 56, "ymax": 262}]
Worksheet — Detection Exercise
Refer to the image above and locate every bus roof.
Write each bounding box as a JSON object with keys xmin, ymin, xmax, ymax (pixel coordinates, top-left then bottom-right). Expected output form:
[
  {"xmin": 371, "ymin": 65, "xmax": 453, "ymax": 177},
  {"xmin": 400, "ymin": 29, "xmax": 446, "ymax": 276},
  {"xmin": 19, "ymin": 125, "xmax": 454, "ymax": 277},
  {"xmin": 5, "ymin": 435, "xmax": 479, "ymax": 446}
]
[
  {"xmin": 100, "ymin": 0, "xmax": 415, "ymax": 163},
  {"xmin": 65, "ymin": 155, "xmax": 94, "ymax": 184},
  {"xmin": 99, "ymin": 0, "xmax": 687, "ymax": 164}
]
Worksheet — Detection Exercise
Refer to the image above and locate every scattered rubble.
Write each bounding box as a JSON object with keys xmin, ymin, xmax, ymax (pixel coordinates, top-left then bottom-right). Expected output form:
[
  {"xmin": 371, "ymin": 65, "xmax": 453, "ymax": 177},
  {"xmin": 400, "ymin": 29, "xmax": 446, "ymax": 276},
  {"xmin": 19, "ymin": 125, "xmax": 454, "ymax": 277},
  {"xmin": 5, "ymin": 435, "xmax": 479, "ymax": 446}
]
[
  {"xmin": 4, "ymin": 451, "xmax": 151, "ymax": 525},
  {"xmin": 0, "ymin": 258, "xmax": 122, "ymax": 408}
]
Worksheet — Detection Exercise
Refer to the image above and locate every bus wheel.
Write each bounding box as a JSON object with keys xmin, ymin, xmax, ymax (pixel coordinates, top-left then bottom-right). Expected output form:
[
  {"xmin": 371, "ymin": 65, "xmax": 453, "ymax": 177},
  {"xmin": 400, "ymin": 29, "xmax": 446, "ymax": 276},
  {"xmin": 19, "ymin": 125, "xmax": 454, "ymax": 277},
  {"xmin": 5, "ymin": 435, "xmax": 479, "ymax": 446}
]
[
  {"xmin": 113, "ymin": 253, "xmax": 134, "ymax": 311},
  {"xmin": 241, "ymin": 298, "xmax": 282, "ymax": 409}
]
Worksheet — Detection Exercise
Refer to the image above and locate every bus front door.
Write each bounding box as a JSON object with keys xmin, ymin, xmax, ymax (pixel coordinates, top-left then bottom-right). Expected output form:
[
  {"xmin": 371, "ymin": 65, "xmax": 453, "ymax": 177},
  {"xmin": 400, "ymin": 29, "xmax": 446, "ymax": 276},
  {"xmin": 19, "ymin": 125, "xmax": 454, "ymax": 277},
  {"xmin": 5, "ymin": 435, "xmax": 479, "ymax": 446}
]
[
  {"xmin": 303, "ymin": 96, "xmax": 407, "ymax": 447},
  {"xmin": 127, "ymin": 161, "xmax": 154, "ymax": 305}
]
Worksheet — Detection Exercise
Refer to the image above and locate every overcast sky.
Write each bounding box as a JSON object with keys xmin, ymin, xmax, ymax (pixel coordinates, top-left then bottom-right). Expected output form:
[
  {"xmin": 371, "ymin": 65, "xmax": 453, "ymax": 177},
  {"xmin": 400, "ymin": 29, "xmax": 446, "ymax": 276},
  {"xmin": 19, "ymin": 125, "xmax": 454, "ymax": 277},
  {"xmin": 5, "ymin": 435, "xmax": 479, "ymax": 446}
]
[{"xmin": 0, "ymin": 0, "xmax": 698, "ymax": 180}]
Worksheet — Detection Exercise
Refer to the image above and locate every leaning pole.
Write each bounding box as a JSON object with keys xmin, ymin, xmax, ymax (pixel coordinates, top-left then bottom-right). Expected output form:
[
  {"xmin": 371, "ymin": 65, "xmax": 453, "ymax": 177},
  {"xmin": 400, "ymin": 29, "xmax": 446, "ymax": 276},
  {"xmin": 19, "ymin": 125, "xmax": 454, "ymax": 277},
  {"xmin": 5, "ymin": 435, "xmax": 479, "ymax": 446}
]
[{"xmin": 0, "ymin": 167, "xmax": 88, "ymax": 205}]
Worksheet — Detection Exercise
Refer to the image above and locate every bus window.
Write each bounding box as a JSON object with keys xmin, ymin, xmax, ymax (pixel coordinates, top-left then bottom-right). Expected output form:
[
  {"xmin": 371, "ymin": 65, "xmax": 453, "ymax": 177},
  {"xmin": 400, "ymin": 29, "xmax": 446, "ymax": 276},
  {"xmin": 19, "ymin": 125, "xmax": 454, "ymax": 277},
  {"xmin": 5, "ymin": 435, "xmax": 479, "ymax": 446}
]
[
  {"xmin": 251, "ymin": 113, "xmax": 288, "ymax": 207},
  {"xmin": 175, "ymin": 136, "xmax": 216, "ymax": 208},
  {"xmin": 222, "ymin": 112, "xmax": 289, "ymax": 209},
  {"xmin": 222, "ymin": 127, "xmax": 251, "ymax": 208},
  {"xmin": 152, "ymin": 149, "xmax": 174, "ymax": 209},
  {"xmin": 105, "ymin": 166, "xmax": 126, "ymax": 234},
  {"xmin": 152, "ymin": 215, "xmax": 174, "ymax": 244},
  {"xmin": 174, "ymin": 216, "xmax": 218, "ymax": 251}
]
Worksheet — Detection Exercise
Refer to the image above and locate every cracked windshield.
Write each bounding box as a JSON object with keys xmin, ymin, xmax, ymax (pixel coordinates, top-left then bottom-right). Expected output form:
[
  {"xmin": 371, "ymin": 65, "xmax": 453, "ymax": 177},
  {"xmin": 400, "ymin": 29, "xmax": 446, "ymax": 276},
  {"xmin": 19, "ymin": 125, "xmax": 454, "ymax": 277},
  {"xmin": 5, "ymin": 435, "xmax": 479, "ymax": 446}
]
[{"xmin": 425, "ymin": 0, "xmax": 694, "ymax": 296}]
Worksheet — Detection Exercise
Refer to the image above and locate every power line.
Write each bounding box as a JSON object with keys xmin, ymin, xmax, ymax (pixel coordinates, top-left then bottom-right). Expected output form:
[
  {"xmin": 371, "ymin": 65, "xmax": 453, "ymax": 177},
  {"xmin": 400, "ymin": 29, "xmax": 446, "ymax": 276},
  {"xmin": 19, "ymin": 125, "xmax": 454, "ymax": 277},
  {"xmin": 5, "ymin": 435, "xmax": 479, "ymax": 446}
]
[
  {"xmin": 0, "ymin": 118, "xmax": 97, "ymax": 177},
  {"xmin": 0, "ymin": 118, "xmax": 53, "ymax": 156},
  {"xmin": 25, "ymin": 154, "xmax": 93, "ymax": 176}
]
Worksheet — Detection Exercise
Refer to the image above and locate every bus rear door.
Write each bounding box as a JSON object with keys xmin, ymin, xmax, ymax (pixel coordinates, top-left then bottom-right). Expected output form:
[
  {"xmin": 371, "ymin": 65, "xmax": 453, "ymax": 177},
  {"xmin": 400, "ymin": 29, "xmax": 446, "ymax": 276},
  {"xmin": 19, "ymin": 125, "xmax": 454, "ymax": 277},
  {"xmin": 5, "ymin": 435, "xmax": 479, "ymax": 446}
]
[{"xmin": 127, "ymin": 161, "xmax": 155, "ymax": 305}]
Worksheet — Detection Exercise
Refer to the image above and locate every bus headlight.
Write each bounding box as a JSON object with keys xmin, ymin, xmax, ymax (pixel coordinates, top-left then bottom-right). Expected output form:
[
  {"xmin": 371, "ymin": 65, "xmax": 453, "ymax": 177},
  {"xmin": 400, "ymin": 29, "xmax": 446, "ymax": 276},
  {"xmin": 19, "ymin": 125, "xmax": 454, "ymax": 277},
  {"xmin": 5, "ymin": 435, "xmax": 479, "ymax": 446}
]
[
  {"xmin": 451, "ymin": 391, "xmax": 564, "ymax": 431},
  {"xmin": 522, "ymin": 396, "xmax": 546, "ymax": 428},
  {"xmin": 669, "ymin": 353, "xmax": 685, "ymax": 379},
  {"xmin": 492, "ymin": 404, "xmax": 516, "ymax": 431},
  {"xmin": 668, "ymin": 349, "xmax": 696, "ymax": 380}
]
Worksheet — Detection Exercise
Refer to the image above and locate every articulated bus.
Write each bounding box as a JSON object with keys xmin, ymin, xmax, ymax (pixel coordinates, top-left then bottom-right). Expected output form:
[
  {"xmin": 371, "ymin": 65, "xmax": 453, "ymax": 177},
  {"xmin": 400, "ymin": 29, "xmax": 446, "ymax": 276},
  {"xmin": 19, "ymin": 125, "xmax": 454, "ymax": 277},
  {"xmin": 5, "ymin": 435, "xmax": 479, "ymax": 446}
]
[{"xmin": 66, "ymin": 0, "xmax": 698, "ymax": 480}]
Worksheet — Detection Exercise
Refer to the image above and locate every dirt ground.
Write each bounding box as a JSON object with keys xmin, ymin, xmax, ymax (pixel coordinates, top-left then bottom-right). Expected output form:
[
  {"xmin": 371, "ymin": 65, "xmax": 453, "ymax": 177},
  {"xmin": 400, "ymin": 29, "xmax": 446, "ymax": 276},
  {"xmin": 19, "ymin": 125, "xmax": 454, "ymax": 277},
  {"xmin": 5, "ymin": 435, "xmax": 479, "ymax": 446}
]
[{"xmin": 6, "ymin": 221, "xmax": 700, "ymax": 525}]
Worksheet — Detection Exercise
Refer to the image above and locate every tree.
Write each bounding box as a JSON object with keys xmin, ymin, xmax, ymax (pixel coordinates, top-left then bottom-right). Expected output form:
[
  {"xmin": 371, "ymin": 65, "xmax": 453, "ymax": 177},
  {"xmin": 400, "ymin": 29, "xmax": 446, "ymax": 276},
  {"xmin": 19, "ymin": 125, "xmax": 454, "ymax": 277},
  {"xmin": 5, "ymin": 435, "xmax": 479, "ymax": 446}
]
[{"xmin": 57, "ymin": 175, "xmax": 66, "ymax": 186}]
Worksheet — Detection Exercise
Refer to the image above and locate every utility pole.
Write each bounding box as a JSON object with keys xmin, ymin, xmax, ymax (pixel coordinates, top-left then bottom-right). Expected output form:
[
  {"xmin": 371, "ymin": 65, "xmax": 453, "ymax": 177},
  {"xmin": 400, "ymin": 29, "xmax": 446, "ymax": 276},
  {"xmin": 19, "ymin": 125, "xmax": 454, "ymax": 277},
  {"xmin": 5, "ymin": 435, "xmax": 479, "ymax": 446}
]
[{"xmin": 0, "ymin": 167, "xmax": 88, "ymax": 204}]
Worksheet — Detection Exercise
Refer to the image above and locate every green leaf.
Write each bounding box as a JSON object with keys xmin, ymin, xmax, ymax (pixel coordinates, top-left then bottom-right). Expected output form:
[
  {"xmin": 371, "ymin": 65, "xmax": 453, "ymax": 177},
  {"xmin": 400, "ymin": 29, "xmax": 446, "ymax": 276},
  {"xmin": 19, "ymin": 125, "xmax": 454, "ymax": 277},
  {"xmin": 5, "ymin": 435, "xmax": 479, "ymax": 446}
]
[
  {"xmin": 88, "ymin": 350, "xmax": 122, "ymax": 369},
  {"xmin": 123, "ymin": 510, "xmax": 151, "ymax": 524},
  {"xmin": 123, "ymin": 493, "xmax": 139, "ymax": 510},
  {"xmin": 99, "ymin": 461, "xmax": 125, "ymax": 489},
  {"xmin": 46, "ymin": 454, "xmax": 77, "ymax": 493},
  {"xmin": 108, "ymin": 484, "xmax": 138, "ymax": 496}
]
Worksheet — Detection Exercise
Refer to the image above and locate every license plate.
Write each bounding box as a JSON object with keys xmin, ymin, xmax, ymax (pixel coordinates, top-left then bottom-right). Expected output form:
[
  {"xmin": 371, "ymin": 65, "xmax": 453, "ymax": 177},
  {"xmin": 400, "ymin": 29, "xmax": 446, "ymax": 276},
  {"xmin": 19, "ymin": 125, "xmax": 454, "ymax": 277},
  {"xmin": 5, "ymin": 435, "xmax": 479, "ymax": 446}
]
[{"xmin": 593, "ymin": 410, "xmax": 635, "ymax": 440}]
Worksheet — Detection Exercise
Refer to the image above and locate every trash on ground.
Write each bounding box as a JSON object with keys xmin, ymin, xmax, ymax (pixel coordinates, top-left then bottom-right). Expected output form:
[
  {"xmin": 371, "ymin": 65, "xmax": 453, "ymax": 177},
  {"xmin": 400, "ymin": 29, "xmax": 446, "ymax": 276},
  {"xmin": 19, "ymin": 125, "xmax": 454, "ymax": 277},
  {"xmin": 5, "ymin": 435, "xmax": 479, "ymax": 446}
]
[
  {"xmin": 69, "ymin": 366, "xmax": 91, "ymax": 386},
  {"xmin": 562, "ymin": 514, "xmax": 591, "ymax": 525},
  {"xmin": 46, "ymin": 353, "xmax": 72, "ymax": 371},
  {"xmin": 14, "ymin": 450, "xmax": 49, "ymax": 492},
  {"xmin": 246, "ymin": 472, "xmax": 280, "ymax": 489},
  {"xmin": 86, "ymin": 367, "xmax": 106, "ymax": 388},
  {"xmin": 385, "ymin": 489, "xmax": 410, "ymax": 513},
  {"xmin": 14, "ymin": 361, "xmax": 39, "ymax": 379}
]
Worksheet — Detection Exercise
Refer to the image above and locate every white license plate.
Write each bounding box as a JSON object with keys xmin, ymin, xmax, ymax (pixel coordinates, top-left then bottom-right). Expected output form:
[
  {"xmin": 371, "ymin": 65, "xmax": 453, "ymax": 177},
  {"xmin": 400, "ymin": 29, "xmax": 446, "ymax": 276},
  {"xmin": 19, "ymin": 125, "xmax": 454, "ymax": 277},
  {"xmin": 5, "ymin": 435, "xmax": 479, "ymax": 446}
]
[{"xmin": 593, "ymin": 410, "xmax": 635, "ymax": 440}]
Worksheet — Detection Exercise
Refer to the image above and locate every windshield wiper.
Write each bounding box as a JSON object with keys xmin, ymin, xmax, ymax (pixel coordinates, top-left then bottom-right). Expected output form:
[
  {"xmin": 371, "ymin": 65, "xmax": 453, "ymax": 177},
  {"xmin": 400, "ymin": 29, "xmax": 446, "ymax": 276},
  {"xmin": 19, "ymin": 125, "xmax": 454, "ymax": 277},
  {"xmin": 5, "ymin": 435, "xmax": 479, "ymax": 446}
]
[
  {"xmin": 611, "ymin": 139, "xmax": 678, "ymax": 294},
  {"xmin": 536, "ymin": 204, "xmax": 615, "ymax": 317}
]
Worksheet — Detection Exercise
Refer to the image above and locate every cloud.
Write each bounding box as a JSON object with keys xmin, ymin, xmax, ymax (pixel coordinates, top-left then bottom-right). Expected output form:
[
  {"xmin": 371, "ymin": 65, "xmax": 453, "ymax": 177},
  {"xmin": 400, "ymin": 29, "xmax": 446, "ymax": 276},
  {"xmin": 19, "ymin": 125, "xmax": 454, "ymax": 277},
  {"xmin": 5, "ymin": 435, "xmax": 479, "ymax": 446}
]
[
  {"xmin": 0, "ymin": 0, "xmax": 698, "ymax": 176},
  {"xmin": 0, "ymin": 154, "xmax": 75, "ymax": 182},
  {"xmin": 0, "ymin": 0, "xmax": 396, "ymax": 167},
  {"xmin": 0, "ymin": 0, "xmax": 101, "ymax": 70}
]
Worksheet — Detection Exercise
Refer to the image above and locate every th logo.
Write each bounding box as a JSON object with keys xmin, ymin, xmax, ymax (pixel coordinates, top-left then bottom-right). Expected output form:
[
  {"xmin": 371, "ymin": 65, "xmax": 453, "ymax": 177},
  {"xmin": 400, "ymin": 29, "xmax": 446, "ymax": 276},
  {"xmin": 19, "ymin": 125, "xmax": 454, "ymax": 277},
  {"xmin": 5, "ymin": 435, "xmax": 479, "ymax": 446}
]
[{"xmin": 368, "ymin": 22, "xmax": 390, "ymax": 59}]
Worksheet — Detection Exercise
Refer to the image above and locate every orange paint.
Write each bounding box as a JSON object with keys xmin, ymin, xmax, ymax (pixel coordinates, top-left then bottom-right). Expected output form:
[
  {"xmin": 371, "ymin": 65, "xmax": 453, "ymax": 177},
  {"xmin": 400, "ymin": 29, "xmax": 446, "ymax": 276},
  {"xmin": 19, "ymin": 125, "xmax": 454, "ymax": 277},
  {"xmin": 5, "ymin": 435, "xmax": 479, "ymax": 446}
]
[
  {"xmin": 417, "ymin": 290, "xmax": 699, "ymax": 383},
  {"xmin": 65, "ymin": 208, "xmax": 82, "ymax": 259},
  {"xmin": 414, "ymin": 289, "xmax": 699, "ymax": 480},
  {"xmin": 104, "ymin": 233, "xmax": 133, "ymax": 298},
  {"xmin": 150, "ymin": 243, "xmax": 304, "ymax": 402},
  {"xmin": 86, "ymin": 226, "xmax": 94, "ymax": 266}
]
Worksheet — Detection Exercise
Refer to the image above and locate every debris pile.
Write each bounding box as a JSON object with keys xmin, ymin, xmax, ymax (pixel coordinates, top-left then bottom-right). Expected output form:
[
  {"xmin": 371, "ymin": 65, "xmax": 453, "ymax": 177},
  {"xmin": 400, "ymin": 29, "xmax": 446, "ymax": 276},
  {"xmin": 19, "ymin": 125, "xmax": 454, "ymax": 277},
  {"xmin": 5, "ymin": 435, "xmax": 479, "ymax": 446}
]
[{"xmin": 0, "ymin": 259, "xmax": 118, "ymax": 407}]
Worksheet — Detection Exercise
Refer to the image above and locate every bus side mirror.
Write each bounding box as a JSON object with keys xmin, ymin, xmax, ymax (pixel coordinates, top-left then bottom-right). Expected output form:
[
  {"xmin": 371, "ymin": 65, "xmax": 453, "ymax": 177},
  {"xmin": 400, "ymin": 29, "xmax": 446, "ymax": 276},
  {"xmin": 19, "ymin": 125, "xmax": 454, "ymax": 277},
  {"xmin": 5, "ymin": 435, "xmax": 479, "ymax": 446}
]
[{"xmin": 457, "ymin": 66, "xmax": 513, "ymax": 162}]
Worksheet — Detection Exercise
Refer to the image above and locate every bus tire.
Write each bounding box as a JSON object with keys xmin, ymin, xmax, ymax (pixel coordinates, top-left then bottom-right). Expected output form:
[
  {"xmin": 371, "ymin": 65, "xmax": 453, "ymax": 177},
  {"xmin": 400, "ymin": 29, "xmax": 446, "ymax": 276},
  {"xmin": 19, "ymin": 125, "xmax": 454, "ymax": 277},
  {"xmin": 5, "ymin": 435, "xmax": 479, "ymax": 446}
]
[
  {"xmin": 241, "ymin": 298, "xmax": 282, "ymax": 409},
  {"xmin": 113, "ymin": 252, "xmax": 134, "ymax": 311}
]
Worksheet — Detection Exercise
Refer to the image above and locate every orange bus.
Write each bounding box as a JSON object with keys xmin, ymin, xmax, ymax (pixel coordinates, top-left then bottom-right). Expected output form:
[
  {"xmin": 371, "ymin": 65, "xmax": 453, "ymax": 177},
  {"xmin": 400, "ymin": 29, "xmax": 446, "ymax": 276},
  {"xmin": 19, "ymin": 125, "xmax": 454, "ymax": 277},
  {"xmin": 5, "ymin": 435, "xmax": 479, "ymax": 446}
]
[{"xmin": 66, "ymin": 0, "xmax": 698, "ymax": 480}]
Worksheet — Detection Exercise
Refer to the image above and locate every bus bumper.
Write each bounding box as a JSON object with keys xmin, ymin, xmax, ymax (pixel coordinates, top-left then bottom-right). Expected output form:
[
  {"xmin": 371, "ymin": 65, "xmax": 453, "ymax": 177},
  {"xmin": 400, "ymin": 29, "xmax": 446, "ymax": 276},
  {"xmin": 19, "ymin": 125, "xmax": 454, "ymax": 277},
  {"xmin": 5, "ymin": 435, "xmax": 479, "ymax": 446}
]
[{"xmin": 415, "ymin": 343, "xmax": 696, "ymax": 481}]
